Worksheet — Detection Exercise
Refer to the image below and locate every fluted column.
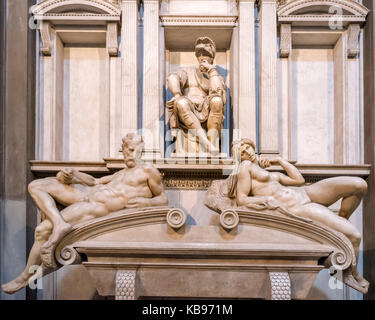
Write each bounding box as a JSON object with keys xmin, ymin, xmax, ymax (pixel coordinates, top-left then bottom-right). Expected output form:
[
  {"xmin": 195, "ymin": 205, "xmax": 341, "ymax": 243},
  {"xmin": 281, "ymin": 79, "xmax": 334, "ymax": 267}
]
[
  {"xmin": 238, "ymin": 0, "xmax": 257, "ymax": 143},
  {"xmin": 142, "ymin": 0, "xmax": 162, "ymax": 159},
  {"xmin": 121, "ymin": 0, "xmax": 139, "ymax": 135},
  {"xmin": 259, "ymin": 0, "xmax": 279, "ymax": 156}
]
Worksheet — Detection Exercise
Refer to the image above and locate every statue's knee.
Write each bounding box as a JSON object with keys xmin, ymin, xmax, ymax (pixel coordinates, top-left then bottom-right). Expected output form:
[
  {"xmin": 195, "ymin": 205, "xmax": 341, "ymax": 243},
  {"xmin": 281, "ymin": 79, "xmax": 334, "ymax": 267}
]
[
  {"xmin": 176, "ymin": 98, "xmax": 191, "ymax": 114},
  {"xmin": 210, "ymin": 96, "xmax": 223, "ymax": 113},
  {"xmin": 35, "ymin": 223, "xmax": 52, "ymax": 241},
  {"xmin": 28, "ymin": 179, "xmax": 50, "ymax": 195},
  {"xmin": 353, "ymin": 178, "xmax": 367, "ymax": 195},
  {"xmin": 28, "ymin": 180, "xmax": 41, "ymax": 195},
  {"xmin": 348, "ymin": 229, "xmax": 361, "ymax": 246}
]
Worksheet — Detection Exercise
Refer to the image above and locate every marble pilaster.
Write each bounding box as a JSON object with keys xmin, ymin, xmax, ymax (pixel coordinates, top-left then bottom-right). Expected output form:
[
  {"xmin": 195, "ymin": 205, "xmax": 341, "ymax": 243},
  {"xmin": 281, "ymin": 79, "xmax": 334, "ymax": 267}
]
[
  {"xmin": 120, "ymin": 0, "xmax": 139, "ymax": 136},
  {"xmin": 258, "ymin": 0, "xmax": 279, "ymax": 156},
  {"xmin": 142, "ymin": 0, "xmax": 162, "ymax": 159},
  {"xmin": 237, "ymin": 0, "xmax": 256, "ymax": 143}
]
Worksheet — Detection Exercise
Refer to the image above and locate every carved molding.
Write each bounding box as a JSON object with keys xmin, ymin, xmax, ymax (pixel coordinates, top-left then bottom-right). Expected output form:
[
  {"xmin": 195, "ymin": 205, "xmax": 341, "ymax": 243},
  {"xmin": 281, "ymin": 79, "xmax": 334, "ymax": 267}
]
[
  {"xmin": 160, "ymin": 15, "xmax": 238, "ymax": 27},
  {"xmin": 269, "ymin": 272, "xmax": 291, "ymax": 300},
  {"xmin": 235, "ymin": 208, "xmax": 356, "ymax": 271},
  {"xmin": 106, "ymin": 22, "xmax": 118, "ymax": 56},
  {"xmin": 279, "ymin": 23, "xmax": 291, "ymax": 58},
  {"xmin": 55, "ymin": 206, "xmax": 176, "ymax": 264},
  {"xmin": 55, "ymin": 206, "xmax": 355, "ymax": 272},
  {"xmin": 347, "ymin": 23, "xmax": 360, "ymax": 58},
  {"xmin": 40, "ymin": 21, "xmax": 52, "ymax": 56},
  {"xmin": 116, "ymin": 270, "xmax": 137, "ymax": 300}
]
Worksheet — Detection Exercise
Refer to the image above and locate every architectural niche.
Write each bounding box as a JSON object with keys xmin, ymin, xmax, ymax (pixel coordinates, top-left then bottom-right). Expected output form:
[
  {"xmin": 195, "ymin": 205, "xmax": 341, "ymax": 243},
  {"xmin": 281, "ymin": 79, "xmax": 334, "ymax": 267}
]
[
  {"xmin": 278, "ymin": 0, "xmax": 369, "ymax": 58},
  {"xmin": 31, "ymin": 0, "xmax": 122, "ymax": 56}
]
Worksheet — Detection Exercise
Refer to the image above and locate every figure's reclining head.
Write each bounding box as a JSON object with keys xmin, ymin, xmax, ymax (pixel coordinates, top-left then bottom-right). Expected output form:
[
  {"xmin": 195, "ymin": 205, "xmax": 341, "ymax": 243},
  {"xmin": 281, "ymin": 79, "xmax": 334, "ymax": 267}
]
[
  {"xmin": 232, "ymin": 138, "xmax": 257, "ymax": 164},
  {"xmin": 122, "ymin": 133, "xmax": 144, "ymax": 168}
]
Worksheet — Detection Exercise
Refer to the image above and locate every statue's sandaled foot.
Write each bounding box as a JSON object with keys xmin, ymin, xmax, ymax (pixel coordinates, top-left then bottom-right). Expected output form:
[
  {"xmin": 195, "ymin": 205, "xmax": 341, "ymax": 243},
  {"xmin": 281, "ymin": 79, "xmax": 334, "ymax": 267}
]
[{"xmin": 2, "ymin": 274, "xmax": 29, "ymax": 295}]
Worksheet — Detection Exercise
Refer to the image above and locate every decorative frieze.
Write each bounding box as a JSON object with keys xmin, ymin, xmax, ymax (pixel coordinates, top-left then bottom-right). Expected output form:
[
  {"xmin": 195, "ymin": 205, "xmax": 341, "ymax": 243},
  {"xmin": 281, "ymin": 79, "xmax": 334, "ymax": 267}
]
[{"xmin": 160, "ymin": 15, "xmax": 238, "ymax": 27}]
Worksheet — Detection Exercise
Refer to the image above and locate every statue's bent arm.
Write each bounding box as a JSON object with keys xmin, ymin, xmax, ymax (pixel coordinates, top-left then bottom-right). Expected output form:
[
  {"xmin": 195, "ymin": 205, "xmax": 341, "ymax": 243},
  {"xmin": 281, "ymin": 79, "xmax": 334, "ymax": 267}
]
[
  {"xmin": 145, "ymin": 165, "xmax": 168, "ymax": 207},
  {"xmin": 274, "ymin": 158, "xmax": 305, "ymax": 186},
  {"xmin": 167, "ymin": 70, "xmax": 188, "ymax": 97},
  {"xmin": 208, "ymin": 68, "xmax": 226, "ymax": 102}
]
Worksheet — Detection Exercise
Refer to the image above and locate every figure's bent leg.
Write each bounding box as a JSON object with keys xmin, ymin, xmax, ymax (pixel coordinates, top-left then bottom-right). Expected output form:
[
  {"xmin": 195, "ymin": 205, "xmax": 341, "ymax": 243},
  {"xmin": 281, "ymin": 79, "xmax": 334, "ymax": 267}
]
[
  {"xmin": 207, "ymin": 96, "xmax": 224, "ymax": 152},
  {"xmin": 28, "ymin": 178, "xmax": 89, "ymax": 243},
  {"xmin": 292, "ymin": 203, "xmax": 361, "ymax": 258},
  {"xmin": 175, "ymin": 98, "xmax": 218, "ymax": 153},
  {"xmin": 292, "ymin": 203, "xmax": 367, "ymax": 288},
  {"xmin": 42, "ymin": 201, "xmax": 109, "ymax": 254},
  {"xmin": 304, "ymin": 177, "xmax": 367, "ymax": 219},
  {"xmin": 2, "ymin": 220, "xmax": 52, "ymax": 294}
]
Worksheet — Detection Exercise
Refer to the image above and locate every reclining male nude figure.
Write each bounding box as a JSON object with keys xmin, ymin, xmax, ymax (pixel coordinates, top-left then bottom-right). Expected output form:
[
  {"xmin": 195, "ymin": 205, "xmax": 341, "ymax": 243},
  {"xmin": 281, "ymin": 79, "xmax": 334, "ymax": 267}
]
[{"xmin": 2, "ymin": 133, "xmax": 168, "ymax": 294}]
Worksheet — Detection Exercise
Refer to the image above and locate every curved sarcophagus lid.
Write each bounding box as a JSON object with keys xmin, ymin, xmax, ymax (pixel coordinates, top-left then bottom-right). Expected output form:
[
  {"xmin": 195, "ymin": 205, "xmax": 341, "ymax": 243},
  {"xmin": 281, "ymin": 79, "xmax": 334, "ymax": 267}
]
[{"xmin": 50, "ymin": 204, "xmax": 362, "ymax": 298}]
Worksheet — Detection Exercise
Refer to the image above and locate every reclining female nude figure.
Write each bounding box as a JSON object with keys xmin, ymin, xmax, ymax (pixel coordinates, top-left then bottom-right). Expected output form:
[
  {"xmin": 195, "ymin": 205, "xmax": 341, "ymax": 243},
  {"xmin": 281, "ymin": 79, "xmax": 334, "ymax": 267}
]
[
  {"xmin": 226, "ymin": 139, "xmax": 368, "ymax": 293},
  {"xmin": 2, "ymin": 134, "xmax": 168, "ymax": 294}
]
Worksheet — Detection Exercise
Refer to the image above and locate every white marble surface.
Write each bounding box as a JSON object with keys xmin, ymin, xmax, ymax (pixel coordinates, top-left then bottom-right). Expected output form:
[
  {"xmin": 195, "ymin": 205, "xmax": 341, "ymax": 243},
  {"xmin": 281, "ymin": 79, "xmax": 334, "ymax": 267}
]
[
  {"xmin": 62, "ymin": 47, "xmax": 108, "ymax": 161},
  {"xmin": 291, "ymin": 48, "xmax": 335, "ymax": 164}
]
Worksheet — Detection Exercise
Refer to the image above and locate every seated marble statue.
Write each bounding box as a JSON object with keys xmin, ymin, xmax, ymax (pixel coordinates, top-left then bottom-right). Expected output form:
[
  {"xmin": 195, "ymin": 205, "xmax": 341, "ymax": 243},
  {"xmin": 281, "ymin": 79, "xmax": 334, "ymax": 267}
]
[
  {"xmin": 206, "ymin": 138, "xmax": 369, "ymax": 292},
  {"xmin": 167, "ymin": 36, "xmax": 226, "ymax": 154},
  {"xmin": 2, "ymin": 133, "xmax": 168, "ymax": 294}
]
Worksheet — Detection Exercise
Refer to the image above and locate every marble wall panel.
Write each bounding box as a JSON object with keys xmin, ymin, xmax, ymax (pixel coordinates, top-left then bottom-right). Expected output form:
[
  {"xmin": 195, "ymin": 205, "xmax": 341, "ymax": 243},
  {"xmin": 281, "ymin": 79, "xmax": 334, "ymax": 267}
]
[
  {"xmin": 62, "ymin": 47, "xmax": 108, "ymax": 161},
  {"xmin": 291, "ymin": 48, "xmax": 335, "ymax": 164}
]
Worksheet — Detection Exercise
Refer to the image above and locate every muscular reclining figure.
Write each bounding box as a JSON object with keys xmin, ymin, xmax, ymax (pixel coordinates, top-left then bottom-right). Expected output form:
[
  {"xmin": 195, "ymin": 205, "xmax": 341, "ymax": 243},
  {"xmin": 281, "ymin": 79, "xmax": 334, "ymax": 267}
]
[{"xmin": 2, "ymin": 133, "xmax": 168, "ymax": 294}]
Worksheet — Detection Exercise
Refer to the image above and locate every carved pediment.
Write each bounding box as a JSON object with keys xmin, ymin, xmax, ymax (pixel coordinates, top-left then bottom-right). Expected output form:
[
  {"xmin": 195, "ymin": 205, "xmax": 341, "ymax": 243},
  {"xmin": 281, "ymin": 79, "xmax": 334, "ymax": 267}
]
[
  {"xmin": 277, "ymin": 0, "xmax": 369, "ymax": 25},
  {"xmin": 31, "ymin": 0, "xmax": 121, "ymax": 20}
]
